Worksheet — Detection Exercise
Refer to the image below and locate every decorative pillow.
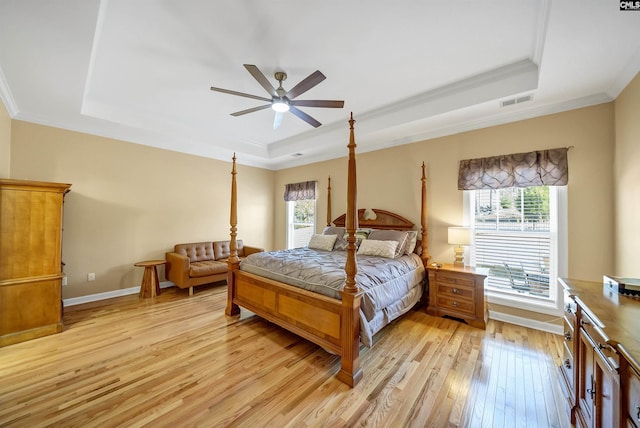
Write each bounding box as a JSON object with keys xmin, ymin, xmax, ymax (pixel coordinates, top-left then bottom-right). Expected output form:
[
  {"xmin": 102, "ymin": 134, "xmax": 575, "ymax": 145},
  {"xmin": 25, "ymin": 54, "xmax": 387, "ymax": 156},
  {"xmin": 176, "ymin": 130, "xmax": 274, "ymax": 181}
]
[
  {"xmin": 404, "ymin": 230, "xmax": 418, "ymax": 255},
  {"xmin": 368, "ymin": 229, "xmax": 409, "ymax": 258},
  {"xmin": 357, "ymin": 239, "xmax": 399, "ymax": 259},
  {"xmin": 308, "ymin": 234, "xmax": 337, "ymax": 251},
  {"xmin": 323, "ymin": 226, "xmax": 348, "ymax": 251},
  {"xmin": 343, "ymin": 228, "xmax": 371, "ymax": 248}
]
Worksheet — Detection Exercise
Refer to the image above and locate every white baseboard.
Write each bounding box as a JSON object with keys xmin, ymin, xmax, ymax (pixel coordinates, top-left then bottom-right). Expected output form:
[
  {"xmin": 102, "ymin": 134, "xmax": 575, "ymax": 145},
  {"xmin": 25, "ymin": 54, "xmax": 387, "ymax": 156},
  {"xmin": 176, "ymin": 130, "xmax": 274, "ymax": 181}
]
[
  {"xmin": 489, "ymin": 310, "xmax": 563, "ymax": 335},
  {"xmin": 63, "ymin": 281, "xmax": 175, "ymax": 307}
]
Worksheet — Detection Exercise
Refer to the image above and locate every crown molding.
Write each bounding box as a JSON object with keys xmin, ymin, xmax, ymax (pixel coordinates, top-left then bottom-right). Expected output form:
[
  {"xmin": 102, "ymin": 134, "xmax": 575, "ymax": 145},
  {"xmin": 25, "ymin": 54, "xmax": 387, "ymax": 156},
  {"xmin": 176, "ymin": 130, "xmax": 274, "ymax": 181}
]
[{"xmin": 0, "ymin": 66, "xmax": 20, "ymax": 117}]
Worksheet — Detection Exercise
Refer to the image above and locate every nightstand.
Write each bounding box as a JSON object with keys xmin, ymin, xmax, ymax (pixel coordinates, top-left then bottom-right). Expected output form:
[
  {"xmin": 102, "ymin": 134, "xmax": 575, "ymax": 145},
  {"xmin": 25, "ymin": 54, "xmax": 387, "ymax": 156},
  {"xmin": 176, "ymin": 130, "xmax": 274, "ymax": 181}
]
[{"xmin": 426, "ymin": 264, "xmax": 488, "ymax": 329}]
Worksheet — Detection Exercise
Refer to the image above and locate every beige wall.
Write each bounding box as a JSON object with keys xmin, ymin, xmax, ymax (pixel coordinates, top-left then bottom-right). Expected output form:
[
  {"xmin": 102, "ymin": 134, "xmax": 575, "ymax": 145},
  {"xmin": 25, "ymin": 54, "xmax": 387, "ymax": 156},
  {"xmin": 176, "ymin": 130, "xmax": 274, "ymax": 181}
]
[
  {"xmin": 277, "ymin": 104, "xmax": 615, "ymax": 283},
  {"xmin": 10, "ymin": 121, "xmax": 275, "ymax": 298},
  {"xmin": 614, "ymin": 71, "xmax": 640, "ymax": 276},
  {"xmin": 6, "ymin": 90, "xmax": 628, "ymax": 314},
  {"xmin": 0, "ymin": 98, "xmax": 10, "ymax": 177}
]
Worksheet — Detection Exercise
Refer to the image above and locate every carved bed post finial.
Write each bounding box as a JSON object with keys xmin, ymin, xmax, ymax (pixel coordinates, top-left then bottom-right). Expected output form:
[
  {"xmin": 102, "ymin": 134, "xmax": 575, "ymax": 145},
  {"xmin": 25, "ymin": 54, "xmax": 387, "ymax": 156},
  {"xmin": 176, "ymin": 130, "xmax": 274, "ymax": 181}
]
[
  {"xmin": 327, "ymin": 176, "xmax": 332, "ymax": 227},
  {"xmin": 421, "ymin": 161, "xmax": 430, "ymax": 266},
  {"xmin": 226, "ymin": 153, "xmax": 240, "ymax": 316}
]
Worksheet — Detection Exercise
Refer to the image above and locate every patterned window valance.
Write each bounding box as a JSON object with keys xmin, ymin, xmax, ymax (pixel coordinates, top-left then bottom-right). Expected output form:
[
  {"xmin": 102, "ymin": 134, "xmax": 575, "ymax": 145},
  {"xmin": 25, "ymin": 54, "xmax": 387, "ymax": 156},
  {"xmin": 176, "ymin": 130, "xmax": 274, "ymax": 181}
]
[
  {"xmin": 284, "ymin": 180, "xmax": 317, "ymax": 201},
  {"xmin": 458, "ymin": 147, "xmax": 569, "ymax": 190}
]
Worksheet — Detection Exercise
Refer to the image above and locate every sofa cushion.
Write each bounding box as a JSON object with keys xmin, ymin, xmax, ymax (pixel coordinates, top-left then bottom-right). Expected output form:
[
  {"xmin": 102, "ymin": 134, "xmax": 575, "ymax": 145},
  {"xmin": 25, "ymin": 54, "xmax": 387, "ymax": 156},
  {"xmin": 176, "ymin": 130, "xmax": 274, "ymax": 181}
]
[
  {"xmin": 214, "ymin": 240, "xmax": 244, "ymax": 260},
  {"xmin": 175, "ymin": 242, "xmax": 215, "ymax": 263},
  {"xmin": 189, "ymin": 260, "xmax": 227, "ymax": 278}
]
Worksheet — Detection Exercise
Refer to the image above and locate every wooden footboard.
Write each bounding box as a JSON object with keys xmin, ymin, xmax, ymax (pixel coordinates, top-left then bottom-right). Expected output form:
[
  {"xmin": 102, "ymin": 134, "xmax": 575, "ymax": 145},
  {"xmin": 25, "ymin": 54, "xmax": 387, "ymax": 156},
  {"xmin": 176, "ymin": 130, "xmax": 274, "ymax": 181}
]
[{"xmin": 232, "ymin": 270, "xmax": 345, "ymax": 353}]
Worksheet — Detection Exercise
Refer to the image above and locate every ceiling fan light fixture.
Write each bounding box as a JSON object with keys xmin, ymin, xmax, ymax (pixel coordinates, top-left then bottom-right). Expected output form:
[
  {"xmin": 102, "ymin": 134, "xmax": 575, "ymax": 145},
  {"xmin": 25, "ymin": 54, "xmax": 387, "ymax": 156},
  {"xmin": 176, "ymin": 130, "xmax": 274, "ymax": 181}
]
[{"xmin": 272, "ymin": 99, "xmax": 289, "ymax": 112}]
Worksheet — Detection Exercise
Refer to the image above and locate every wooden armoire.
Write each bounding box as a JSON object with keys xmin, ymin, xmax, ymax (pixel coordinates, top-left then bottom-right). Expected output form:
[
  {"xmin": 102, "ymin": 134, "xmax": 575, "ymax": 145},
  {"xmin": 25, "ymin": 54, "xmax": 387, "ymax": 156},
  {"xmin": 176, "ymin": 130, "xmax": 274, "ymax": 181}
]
[{"xmin": 0, "ymin": 178, "xmax": 71, "ymax": 347}]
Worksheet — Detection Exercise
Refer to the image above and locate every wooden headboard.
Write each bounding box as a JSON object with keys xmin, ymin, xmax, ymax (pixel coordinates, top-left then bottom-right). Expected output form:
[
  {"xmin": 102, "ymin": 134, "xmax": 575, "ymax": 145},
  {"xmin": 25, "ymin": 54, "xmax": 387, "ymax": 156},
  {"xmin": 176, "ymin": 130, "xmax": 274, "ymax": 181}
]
[{"xmin": 332, "ymin": 209, "xmax": 414, "ymax": 231}]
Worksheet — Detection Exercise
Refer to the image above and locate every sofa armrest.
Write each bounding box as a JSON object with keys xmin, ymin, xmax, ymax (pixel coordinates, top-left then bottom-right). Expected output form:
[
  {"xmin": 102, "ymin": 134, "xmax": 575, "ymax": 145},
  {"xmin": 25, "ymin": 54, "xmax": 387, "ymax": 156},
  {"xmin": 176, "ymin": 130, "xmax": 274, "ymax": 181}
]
[
  {"xmin": 241, "ymin": 245, "xmax": 264, "ymax": 257},
  {"xmin": 166, "ymin": 251, "xmax": 190, "ymax": 288}
]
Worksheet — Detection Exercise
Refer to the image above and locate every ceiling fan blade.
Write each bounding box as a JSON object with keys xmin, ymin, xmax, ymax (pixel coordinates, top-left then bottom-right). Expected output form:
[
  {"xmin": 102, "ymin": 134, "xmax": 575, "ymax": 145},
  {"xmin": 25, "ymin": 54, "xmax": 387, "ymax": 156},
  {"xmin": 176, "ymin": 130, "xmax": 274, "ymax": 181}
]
[
  {"xmin": 289, "ymin": 106, "xmax": 321, "ymax": 128},
  {"xmin": 230, "ymin": 104, "xmax": 271, "ymax": 116},
  {"xmin": 290, "ymin": 100, "xmax": 344, "ymax": 108},
  {"xmin": 273, "ymin": 111, "xmax": 284, "ymax": 129},
  {"xmin": 285, "ymin": 70, "xmax": 326, "ymax": 99},
  {"xmin": 244, "ymin": 64, "xmax": 278, "ymax": 97},
  {"xmin": 210, "ymin": 86, "xmax": 272, "ymax": 102}
]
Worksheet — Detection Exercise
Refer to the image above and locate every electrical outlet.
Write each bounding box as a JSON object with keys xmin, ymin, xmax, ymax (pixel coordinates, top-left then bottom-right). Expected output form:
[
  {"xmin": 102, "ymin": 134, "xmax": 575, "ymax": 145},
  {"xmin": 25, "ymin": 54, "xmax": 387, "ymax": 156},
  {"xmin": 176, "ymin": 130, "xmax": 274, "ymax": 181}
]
[
  {"xmin": 61, "ymin": 276, "xmax": 67, "ymax": 286},
  {"xmin": 87, "ymin": 273, "xmax": 95, "ymax": 281}
]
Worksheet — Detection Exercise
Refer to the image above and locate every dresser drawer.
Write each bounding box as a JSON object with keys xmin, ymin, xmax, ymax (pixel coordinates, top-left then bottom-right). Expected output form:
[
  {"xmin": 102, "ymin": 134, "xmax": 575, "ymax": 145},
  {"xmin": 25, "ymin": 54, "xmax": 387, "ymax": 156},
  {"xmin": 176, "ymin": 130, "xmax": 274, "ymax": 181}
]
[
  {"xmin": 437, "ymin": 282, "xmax": 475, "ymax": 300},
  {"xmin": 561, "ymin": 340, "xmax": 575, "ymax": 392},
  {"xmin": 564, "ymin": 294, "xmax": 577, "ymax": 324},
  {"xmin": 581, "ymin": 313, "xmax": 620, "ymax": 373},
  {"xmin": 438, "ymin": 296, "xmax": 475, "ymax": 316},
  {"xmin": 628, "ymin": 368, "xmax": 640, "ymax": 427}
]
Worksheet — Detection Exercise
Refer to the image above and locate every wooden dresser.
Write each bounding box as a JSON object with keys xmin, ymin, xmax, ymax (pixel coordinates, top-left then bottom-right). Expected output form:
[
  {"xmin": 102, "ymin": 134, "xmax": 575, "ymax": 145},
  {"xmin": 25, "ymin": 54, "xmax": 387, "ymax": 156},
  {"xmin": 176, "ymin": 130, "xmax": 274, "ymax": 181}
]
[
  {"xmin": 559, "ymin": 277, "xmax": 640, "ymax": 427},
  {"xmin": 0, "ymin": 179, "xmax": 71, "ymax": 347},
  {"xmin": 426, "ymin": 264, "xmax": 488, "ymax": 329}
]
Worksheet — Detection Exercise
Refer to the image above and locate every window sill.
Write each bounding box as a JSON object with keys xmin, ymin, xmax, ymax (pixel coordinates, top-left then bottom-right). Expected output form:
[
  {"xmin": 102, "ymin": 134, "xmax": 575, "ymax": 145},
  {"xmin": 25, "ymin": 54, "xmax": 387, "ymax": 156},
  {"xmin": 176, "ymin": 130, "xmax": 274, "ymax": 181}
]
[{"xmin": 486, "ymin": 289, "xmax": 563, "ymax": 317}]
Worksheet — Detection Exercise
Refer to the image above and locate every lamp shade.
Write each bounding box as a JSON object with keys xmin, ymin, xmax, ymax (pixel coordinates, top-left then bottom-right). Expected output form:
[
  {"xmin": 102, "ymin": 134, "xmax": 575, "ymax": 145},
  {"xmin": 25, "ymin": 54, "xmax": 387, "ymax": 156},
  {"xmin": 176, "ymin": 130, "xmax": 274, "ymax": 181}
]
[{"xmin": 448, "ymin": 227, "xmax": 471, "ymax": 246}]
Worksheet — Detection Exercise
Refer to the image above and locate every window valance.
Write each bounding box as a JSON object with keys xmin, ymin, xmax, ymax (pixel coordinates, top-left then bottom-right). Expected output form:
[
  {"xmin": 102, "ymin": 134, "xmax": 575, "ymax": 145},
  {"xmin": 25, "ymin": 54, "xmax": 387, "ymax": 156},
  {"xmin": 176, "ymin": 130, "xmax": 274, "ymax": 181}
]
[
  {"xmin": 284, "ymin": 180, "xmax": 317, "ymax": 201},
  {"xmin": 457, "ymin": 147, "xmax": 569, "ymax": 190}
]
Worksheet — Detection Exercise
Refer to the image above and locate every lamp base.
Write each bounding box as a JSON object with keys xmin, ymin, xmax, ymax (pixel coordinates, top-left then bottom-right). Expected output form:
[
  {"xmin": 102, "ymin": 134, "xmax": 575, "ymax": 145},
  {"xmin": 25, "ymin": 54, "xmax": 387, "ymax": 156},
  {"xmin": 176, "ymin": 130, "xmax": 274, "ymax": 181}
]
[{"xmin": 453, "ymin": 246, "xmax": 465, "ymax": 266}]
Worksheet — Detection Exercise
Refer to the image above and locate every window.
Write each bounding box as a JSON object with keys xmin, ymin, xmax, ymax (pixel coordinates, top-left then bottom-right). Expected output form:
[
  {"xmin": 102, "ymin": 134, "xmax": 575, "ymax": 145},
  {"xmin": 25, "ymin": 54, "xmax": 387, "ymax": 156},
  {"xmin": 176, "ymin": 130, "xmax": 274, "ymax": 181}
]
[
  {"xmin": 286, "ymin": 199, "xmax": 316, "ymax": 249},
  {"xmin": 284, "ymin": 180, "xmax": 317, "ymax": 249},
  {"xmin": 467, "ymin": 185, "xmax": 565, "ymax": 311}
]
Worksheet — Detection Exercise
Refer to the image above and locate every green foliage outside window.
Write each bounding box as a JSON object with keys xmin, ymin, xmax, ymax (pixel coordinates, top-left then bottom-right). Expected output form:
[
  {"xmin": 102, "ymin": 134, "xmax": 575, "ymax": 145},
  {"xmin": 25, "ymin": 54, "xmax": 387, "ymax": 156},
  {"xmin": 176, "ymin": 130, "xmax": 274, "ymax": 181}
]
[{"xmin": 293, "ymin": 199, "xmax": 315, "ymax": 228}]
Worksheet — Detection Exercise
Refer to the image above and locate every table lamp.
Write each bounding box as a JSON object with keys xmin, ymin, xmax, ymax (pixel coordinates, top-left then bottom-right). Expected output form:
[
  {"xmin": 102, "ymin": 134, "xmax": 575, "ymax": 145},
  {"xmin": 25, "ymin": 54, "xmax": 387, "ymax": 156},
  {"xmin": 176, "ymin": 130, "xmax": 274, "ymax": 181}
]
[{"xmin": 448, "ymin": 227, "xmax": 471, "ymax": 266}]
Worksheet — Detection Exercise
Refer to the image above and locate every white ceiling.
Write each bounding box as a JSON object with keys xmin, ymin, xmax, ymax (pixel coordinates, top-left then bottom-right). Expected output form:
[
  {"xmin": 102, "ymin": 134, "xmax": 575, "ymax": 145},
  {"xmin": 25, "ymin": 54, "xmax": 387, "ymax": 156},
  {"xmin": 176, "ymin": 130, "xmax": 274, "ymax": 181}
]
[{"xmin": 1, "ymin": 1, "xmax": 639, "ymax": 170}]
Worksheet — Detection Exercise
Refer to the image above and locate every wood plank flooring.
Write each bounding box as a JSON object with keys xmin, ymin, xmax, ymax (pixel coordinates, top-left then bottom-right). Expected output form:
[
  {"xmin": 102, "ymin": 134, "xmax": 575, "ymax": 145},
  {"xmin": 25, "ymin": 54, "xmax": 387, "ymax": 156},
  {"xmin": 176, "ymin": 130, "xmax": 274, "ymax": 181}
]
[{"xmin": 0, "ymin": 284, "xmax": 570, "ymax": 427}]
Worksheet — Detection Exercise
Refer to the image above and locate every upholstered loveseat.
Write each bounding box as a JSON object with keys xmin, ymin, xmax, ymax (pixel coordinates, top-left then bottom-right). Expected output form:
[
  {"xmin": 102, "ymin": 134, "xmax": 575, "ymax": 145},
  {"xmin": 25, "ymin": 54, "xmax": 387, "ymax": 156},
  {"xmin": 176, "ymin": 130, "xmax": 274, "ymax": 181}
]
[{"xmin": 165, "ymin": 240, "xmax": 263, "ymax": 295}]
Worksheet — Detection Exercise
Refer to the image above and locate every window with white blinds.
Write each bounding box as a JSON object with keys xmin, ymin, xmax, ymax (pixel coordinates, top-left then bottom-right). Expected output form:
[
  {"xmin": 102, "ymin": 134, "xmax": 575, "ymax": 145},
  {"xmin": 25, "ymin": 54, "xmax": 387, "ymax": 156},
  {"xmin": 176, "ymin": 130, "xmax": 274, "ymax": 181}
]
[{"xmin": 470, "ymin": 186, "xmax": 556, "ymax": 301}]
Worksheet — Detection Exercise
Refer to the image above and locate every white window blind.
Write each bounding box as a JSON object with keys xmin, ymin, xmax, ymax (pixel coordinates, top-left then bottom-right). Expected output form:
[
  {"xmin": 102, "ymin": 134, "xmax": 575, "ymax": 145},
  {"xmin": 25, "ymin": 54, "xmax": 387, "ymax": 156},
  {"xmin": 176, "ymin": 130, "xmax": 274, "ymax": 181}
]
[{"xmin": 471, "ymin": 186, "xmax": 554, "ymax": 300}]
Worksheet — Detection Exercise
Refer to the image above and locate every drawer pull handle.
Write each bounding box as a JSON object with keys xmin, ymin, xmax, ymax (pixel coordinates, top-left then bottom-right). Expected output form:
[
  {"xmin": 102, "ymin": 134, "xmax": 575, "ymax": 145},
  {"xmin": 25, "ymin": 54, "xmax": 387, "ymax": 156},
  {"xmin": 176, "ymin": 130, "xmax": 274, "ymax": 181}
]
[
  {"xmin": 452, "ymin": 301, "xmax": 459, "ymax": 307},
  {"xmin": 636, "ymin": 406, "xmax": 640, "ymax": 421},
  {"xmin": 564, "ymin": 359, "xmax": 571, "ymax": 369},
  {"xmin": 451, "ymin": 288, "xmax": 460, "ymax": 294},
  {"xmin": 564, "ymin": 331, "xmax": 572, "ymax": 341},
  {"xmin": 587, "ymin": 375, "xmax": 596, "ymax": 399},
  {"xmin": 598, "ymin": 343, "xmax": 607, "ymax": 350}
]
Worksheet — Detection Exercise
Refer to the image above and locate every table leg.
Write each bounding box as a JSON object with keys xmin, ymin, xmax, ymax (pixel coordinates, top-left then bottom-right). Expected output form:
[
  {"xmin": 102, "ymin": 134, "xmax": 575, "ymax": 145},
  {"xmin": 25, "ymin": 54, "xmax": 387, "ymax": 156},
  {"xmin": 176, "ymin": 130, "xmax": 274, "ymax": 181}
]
[{"xmin": 140, "ymin": 266, "xmax": 161, "ymax": 298}]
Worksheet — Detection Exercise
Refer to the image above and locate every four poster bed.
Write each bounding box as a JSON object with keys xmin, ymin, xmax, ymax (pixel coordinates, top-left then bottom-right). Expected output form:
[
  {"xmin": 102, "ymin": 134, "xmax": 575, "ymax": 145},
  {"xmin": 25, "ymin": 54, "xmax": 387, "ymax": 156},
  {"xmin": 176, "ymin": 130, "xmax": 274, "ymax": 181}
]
[{"xmin": 225, "ymin": 114, "xmax": 430, "ymax": 387}]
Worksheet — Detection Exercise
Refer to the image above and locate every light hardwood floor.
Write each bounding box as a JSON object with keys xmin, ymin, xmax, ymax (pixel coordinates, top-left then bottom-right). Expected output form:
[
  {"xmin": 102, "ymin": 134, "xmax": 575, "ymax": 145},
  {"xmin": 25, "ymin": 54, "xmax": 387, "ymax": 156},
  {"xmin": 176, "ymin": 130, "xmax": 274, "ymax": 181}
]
[{"xmin": 0, "ymin": 284, "xmax": 570, "ymax": 427}]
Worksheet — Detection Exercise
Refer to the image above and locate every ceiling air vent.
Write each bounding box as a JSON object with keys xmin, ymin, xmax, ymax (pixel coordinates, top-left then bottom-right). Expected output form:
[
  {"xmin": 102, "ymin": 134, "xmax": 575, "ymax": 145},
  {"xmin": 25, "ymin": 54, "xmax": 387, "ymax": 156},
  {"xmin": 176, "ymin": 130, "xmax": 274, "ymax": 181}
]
[{"xmin": 500, "ymin": 94, "xmax": 533, "ymax": 108}]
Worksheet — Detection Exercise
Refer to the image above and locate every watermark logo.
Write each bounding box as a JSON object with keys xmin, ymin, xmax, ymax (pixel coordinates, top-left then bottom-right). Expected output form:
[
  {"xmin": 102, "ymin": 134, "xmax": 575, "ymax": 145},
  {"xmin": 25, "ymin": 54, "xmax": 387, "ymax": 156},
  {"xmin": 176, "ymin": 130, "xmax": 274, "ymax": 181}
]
[{"xmin": 620, "ymin": 1, "xmax": 640, "ymax": 10}]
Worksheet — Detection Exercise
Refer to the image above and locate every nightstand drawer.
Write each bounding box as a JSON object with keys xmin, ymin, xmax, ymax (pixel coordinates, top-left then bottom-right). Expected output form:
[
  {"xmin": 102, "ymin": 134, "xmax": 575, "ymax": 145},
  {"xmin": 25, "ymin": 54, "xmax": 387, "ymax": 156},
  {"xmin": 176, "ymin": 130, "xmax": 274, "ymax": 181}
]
[
  {"xmin": 435, "ymin": 272, "xmax": 475, "ymax": 288},
  {"xmin": 438, "ymin": 282, "xmax": 475, "ymax": 300},
  {"xmin": 438, "ymin": 296, "xmax": 475, "ymax": 316}
]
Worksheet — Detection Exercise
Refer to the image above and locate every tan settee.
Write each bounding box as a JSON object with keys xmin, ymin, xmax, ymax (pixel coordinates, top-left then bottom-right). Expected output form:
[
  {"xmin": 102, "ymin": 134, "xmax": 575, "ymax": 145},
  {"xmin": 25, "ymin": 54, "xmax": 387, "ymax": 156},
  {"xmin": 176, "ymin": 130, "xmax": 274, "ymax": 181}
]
[{"xmin": 165, "ymin": 240, "xmax": 263, "ymax": 296}]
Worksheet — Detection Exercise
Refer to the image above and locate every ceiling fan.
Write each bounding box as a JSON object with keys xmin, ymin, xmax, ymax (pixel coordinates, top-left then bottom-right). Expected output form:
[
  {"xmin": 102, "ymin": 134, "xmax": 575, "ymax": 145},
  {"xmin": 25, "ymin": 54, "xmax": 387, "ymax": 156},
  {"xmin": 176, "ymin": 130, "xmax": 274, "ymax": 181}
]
[{"xmin": 210, "ymin": 64, "xmax": 344, "ymax": 129}]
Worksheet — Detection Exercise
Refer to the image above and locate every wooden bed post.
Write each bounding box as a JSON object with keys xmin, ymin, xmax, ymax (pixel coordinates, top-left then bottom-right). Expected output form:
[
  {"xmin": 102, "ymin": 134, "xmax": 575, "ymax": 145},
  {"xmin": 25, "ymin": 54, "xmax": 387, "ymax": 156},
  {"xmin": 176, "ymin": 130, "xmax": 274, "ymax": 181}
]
[
  {"xmin": 226, "ymin": 153, "xmax": 240, "ymax": 316},
  {"xmin": 326, "ymin": 176, "xmax": 332, "ymax": 227},
  {"xmin": 420, "ymin": 162, "xmax": 430, "ymax": 266},
  {"xmin": 337, "ymin": 113, "xmax": 363, "ymax": 387}
]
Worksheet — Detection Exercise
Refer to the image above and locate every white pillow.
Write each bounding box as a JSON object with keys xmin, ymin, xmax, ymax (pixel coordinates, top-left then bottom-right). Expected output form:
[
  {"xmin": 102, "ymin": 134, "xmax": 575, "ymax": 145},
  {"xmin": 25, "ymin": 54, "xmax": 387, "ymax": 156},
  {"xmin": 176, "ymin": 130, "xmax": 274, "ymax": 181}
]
[
  {"xmin": 357, "ymin": 239, "xmax": 399, "ymax": 259},
  {"xmin": 404, "ymin": 230, "xmax": 418, "ymax": 255},
  {"xmin": 308, "ymin": 234, "xmax": 338, "ymax": 251}
]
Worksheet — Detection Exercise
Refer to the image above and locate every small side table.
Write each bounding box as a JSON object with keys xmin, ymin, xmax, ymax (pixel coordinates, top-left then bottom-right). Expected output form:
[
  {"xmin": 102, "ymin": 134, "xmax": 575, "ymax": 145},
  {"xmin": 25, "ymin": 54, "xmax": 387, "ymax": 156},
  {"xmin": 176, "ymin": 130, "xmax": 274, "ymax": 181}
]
[
  {"xmin": 426, "ymin": 263, "xmax": 488, "ymax": 329},
  {"xmin": 134, "ymin": 260, "xmax": 166, "ymax": 298}
]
